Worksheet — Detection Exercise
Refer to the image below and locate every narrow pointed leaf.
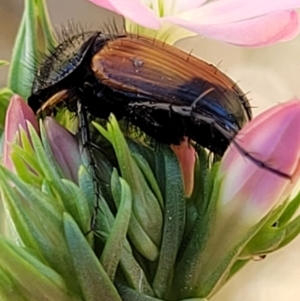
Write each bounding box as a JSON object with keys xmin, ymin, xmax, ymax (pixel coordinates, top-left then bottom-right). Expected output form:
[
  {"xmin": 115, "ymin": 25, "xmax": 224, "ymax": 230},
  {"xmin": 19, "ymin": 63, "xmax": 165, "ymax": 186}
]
[
  {"xmin": 29, "ymin": 123, "xmax": 64, "ymax": 183},
  {"xmin": 240, "ymin": 227, "xmax": 285, "ymax": 257},
  {"xmin": 34, "ymin": 0, "xmax": 56, "ymax": 49},
  {"xmin": 126, "ymin": 139, "xmax": 166, "ymax": 199},
  {"xmin": 78, "ymin": 165, "xmax": 96, "ymax": 216},
  {"xmin": 0, "ymin": 268, "xmax": 26, "ymax": 301},
  {"xmin": 94, "ymin": 184, "xmax": 153, "ymax": 295},
  {"xmin": 61, "ymin": 179, "xmax": 91, "ymax": 233},
  {"xmin": 101, "ymin": 177, "xmax": 132, "ymax": 280},
  {"xmin": 63, "ymin": 213, "xmax": 122, "ymax": 301},
  {"xmin": 93, "ymin": 118, "xmax": 161, "ymax": 260},
  {"xmin": 119, "ymin": 240, "xmax": 154, "ymax": 295},
  {"xmin": 278, "ymin": 215, "xmax": 300, "ymax": 248},
  {"xmin": 8, "ymin": 1, "xmax": 35, "ymax": 97},
  {"xmin": 0, "ymin": 166, "xmax": 82, "ymax": 295},
  {"xmin": 0, "ymin": 87, "xmax": 13, "ymax": 131},
  {"xmin": 0, "ymin": 238, "xmax": 79, "ymax": 301},
  {"xmin": 8, "ymin": 0, "xmax": 55, "ymax": 97},
  {"xmin": 10, "ymin": 150, "xmax": 43, "ymax": 186},
  {"xmin": 279, "ymin": 192, "xmax": 300, "ymax": 225},
  {"xmin": 117, "ymin": 284, "xmax": 163, "ymax": 301},
  {"xmin": 153, "ymin": 146, "xmax": 185, "ymax": 298},
  {"xmin": 106, "ymin": 116, "xmax": 163, "ymax": 246},
  {"xmin": 131, "ymin": 152, "xmax": 163, "ymax": 209}
]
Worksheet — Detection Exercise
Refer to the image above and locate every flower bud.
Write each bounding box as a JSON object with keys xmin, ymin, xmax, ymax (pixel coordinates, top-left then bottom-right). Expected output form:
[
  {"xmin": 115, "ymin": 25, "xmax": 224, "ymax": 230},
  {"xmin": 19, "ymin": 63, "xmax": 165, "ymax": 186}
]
[
  {"xmin": 3, "ymin": 95, "xmax": 38, "ymax": 171},
  {"xmin": 44, "ymin": 117, "xmax": 83, "ymax": 183},
  {"xmin": 217, "ymin": 99, "xmax": 300, "ymax": 226},
  {"xmin": 173, "ymin": 100, "xmax": 300, "ymax": 299}
]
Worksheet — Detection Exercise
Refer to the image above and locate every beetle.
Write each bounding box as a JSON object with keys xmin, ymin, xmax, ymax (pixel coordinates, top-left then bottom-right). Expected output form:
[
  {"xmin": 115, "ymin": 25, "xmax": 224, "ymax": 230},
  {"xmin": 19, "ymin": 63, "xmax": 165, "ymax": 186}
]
[{"xmin": 28, "ymin": 30, "xmax": 253, "ymax": 157}]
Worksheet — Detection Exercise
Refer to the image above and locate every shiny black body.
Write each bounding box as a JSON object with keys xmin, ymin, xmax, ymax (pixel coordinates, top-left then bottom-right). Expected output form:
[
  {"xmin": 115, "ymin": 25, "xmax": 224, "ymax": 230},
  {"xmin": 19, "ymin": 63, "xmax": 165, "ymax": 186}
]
[{"xmin": 28, "ymin": 31, "xmax": 252, "ymax": 155}]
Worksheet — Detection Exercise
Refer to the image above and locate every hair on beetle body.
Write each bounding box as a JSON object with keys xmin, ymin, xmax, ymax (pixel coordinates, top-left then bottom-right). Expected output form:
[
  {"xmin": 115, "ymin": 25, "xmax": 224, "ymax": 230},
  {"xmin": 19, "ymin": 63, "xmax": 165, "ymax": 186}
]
[{"xmin": 28, "ymin": 29, "xmax": 290, "ymax": 179}]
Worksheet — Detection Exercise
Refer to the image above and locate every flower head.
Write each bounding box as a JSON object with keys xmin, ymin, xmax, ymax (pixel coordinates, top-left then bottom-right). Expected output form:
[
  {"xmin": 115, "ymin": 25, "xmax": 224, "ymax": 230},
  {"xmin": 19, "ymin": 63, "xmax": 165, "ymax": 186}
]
[
  {"xmin": 44, "ymin": 117, "xmax": 83, "ymax": 183},
  {"xmin": 88, "ymin": 0, "xmax": 300, "ymax": 46},
  {"xmin": 217, "ymin": 99, "xmax": 300, "ymax": 225}
]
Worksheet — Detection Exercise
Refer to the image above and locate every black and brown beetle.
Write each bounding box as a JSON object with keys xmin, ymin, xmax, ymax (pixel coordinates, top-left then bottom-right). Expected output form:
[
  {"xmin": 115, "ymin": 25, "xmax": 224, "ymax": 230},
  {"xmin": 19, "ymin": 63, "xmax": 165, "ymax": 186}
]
[{"xmin": 28, "ymin": 31, "xmax": 253, "ymax": 157}]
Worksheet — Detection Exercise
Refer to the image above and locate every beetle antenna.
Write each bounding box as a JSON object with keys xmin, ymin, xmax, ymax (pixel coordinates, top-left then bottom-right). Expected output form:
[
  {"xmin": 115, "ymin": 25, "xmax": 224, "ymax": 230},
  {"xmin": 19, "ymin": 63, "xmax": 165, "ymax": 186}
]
[{"xmin": 191, "ymin": 88, "xmax": 215, "ymax": 109}]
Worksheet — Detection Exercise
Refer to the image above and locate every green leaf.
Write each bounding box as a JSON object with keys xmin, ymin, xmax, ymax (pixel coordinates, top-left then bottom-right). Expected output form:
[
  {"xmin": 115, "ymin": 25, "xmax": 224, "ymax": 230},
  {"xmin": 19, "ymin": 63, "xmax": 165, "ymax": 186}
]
[
  {"xmin": 93, "ymin": 118, "xmax": 161, "ymax": 261},
  {"xmin": 240, "ymin": 227, "xmax": 285, "ymax": 258},
  {"xmin": 0, "ymin": 166, "xmax": 61, "ymax": 250},
  {"xmin": 8, "ymin": 2, "xmax": 35, "ymax": 97},
  {"xmin": 11, "ymin": 150, "xmax": 43, "ymax": 185},
  {"xmin": 78, "ymin": 165, "xmax": 97, "ymax": 218},
  {"xmin": 101, "ymin": 177, "xmax": 132, "ymax": 281},
  {"xmin": 118, "ymin": 240, "xmax": 154, "ymax": 295},
  {"xmin": 32, "ymin": 122, "xmax": 78, "ymax": 207},
  {"xmin": 8, "ymin": 0, "xmax": 55, "ymax": 97},
  {"xmin": 0, "ymin": 166, "xmax": 83, "ymax": 296},
  {"xmin": 95, "ymin": 194, "xmax": 116, "ymax": 241},
  {"xmin": 107, "ymin": 116, "xmax": 162, "ymax": 245},
  {"xmin": 0, "ymin": 268, "xmax": 26, "ymax": 301},
  {"xmin": 10, "ymin": 127, "xmax": 45, "ymax": 184},
  {"xmin": 117, "ymin": 284, "xmax": 163, "ymax": 301},
  {"xmin": 0, "ymin": 237, "xmax": 79, "ymax": 301},
  {"xmin": 0, "ymin": 87, "xmax": 13, "ymax": 132},
  {"xmin": 63, "ymin": 213, "xmax": 122, "ymax": 301},
  {"xmin": 34, "ymin": 0, "xmax": 56, "ymax": 49},
  {"xmin": 0, "ymin": 60, "xmax": 9, "ymax": 67},
  {"xmin": 131, "ymin": 151, "xmax": 164, "ymax": 209},
  {"xmin": 227, "ymin": 259, "xmax": 250, "ymax": 280},
  {"xmin": 184, "ymin": 147, "xmax": 209, "ymax": 240},
  {"xmin": 127, "ymin": 139, "xmax": 166, "ymax": 197},
  {"xmin": 189, "ymin": 147, "xmax": 209, "ymax": 215},
  {"xmin": 279, "ymin": 192, "xmax": 300, "ymax": 225},
  {"xmin": 240, "ymin": 202, "xmax": 289, "ymax": 258},
  {"xmin": 94, "ymin": 181, "xmax": 153, "ymax": 295},
  {"xmin": 38, "ymin": 122, "xmax": 65, "ymax": 180},
  {"xmin": 152, "ymin": 146, "xmax": 185, "ymax": 298},
  {"xmin": 278, "ymin": 215, "xmax": 300, "ymax": 249},
  {"xmin": 61, "ymin": 179, "xmax": 92, "ymax": 234}
]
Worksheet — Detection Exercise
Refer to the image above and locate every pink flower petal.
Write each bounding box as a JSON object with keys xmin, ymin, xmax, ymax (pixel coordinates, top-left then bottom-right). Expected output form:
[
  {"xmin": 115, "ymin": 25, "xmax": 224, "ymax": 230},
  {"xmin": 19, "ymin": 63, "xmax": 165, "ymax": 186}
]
[
  {"xmin": 3, "ymin": 95, "xmax": 38, "ymax": 171},
  {"xmin": 218, "ymin": 99, "xmax": 300, "ymax": 224},
  {"xmin": 88, "ymin": 0, "xmax": 161, "ymax": 28},
  {"xmin": 164, "ymin": 11, "xmax": 299, "ymax": 46},
  {"xmin": 177, "ymin": 0, "xmax": 300, "ymax": 25},
  {"xmin": 44, "ymin": 117, "xmax": 82, "ymax": 183},
  {"xmin": 171, "ymin": 0, "xmax": 208, "ymax": 14},
  {"xmin": 171, "ymin": 138, "xmax": 196, "ymax": 197}
]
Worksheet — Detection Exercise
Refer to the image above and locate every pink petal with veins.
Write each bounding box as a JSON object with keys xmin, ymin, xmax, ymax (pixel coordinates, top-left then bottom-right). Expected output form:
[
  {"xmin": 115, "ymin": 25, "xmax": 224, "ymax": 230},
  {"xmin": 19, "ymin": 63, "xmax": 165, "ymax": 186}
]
[
  {"xmin": 218, "ymin": 99, "xmax": 300, "ymax": 224},
  {"xmin": 164, "ymin": 11, "xmax": 299, "ymax": 46},
  {"xmin": 88, "ymin": 0, "xmax": 161, "ymax": 28},
  {"xmin": 179, "ymin": 0, "xmax": 300, "ymax": 25}
]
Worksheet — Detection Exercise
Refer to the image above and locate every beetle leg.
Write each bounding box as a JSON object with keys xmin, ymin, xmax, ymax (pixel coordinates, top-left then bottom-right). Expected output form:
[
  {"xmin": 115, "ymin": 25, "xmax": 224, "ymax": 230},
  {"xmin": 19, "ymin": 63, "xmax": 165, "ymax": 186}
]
[{"xmin": 77, "ymin": 101, "xmax": 103, "ymax": 233}]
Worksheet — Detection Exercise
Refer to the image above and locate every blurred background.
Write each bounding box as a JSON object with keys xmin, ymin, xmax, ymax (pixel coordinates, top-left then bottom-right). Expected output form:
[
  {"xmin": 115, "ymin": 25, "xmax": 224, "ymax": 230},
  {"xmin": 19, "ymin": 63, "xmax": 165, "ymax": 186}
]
[{"xmin": 1, "ymin": 1, "xmax": 300, "ymax": 300}]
